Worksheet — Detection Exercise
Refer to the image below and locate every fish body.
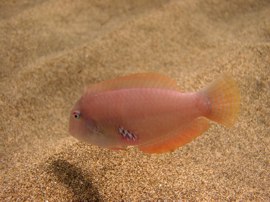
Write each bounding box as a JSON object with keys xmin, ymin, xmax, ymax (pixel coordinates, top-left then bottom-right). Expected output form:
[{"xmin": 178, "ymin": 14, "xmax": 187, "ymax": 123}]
[{"xmin": 69, "ymin": 73, "xmax": 240, "ymax": 153}]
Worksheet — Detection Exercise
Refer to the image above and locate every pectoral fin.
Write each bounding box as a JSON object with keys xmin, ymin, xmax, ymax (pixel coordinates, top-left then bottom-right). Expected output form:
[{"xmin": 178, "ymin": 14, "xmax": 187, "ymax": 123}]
[
  {"xmin": 110, "ymin": 147, "xmax": 127, "ymax": 151},
  {"xmin": 139, "ymin": 118, "xmax": 210, "ymax": 154}
]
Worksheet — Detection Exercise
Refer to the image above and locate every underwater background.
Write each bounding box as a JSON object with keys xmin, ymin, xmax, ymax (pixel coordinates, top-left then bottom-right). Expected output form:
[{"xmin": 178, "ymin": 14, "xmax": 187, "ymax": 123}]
[{"xmin": 0, "ymin": 0, "xmax": 269, "ymax": 201}]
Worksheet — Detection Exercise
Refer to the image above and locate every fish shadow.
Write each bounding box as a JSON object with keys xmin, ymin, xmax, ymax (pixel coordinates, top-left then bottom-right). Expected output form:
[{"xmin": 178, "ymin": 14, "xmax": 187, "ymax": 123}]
[{"xmin": 49, "ymin": 159, "xmax": 101, "ymax": 201}]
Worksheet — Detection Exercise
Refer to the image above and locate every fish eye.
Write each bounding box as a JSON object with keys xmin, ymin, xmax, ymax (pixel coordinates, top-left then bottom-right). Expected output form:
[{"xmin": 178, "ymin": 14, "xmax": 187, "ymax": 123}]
[{"xmin": 73, "ymin": 111, "xmax": 81, "ymax": 119}]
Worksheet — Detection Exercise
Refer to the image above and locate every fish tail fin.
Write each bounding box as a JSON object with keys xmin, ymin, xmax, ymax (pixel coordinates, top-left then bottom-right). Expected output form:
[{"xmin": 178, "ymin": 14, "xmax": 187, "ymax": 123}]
[{"xmin": 203, "ymin": 75, "xmax": 240, "ymax": 127}]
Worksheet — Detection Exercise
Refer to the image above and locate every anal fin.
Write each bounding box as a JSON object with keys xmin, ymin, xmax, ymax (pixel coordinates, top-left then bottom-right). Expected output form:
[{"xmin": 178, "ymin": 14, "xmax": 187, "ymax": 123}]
[{"xmin": 139, "ymin": 118, "xmax": 210, "ymax": 154}]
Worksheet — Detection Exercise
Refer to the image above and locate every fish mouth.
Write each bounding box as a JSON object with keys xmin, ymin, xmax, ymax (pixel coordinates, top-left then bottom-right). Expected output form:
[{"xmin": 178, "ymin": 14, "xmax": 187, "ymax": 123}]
[{"xmin": 68, "ymin": 118, "xmax": 77, "ymax": 137}]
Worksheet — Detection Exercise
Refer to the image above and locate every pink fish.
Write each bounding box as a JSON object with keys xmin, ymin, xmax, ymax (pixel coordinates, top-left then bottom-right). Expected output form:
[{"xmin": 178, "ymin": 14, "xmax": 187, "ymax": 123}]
[{"xmin": 69, "ymin": 73, "xmax": 240, "ymax": 153}]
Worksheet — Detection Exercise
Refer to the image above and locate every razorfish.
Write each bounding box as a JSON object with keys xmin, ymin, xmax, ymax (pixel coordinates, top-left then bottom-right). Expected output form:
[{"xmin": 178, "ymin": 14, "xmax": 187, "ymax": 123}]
[{"xmin": 69, "ymin": 73, "xmax": 240, "ymax": 153}]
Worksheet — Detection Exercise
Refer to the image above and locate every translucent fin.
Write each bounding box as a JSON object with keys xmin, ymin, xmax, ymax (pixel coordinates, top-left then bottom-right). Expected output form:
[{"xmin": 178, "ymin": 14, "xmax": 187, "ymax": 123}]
[
  {"xmin": 109, "ymin": 147, "xmax": 127, "ymax": 151},
  {"xmin": 203, "ymin": 75, "xmax": 240, "ymax": 127},
  {"xmin": 85, "ymin": 72, "xmax": 179, "ymax": 95},
  {"xmin": 139, "ymin": 118, "xmax": 209, "ymax": 154}
]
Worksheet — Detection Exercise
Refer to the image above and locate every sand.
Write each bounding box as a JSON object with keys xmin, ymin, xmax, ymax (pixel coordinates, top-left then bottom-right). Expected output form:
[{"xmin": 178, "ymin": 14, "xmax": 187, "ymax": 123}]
[{"xmin": 0, "ymin": 0, "xmax": 269, "ymax": 201}]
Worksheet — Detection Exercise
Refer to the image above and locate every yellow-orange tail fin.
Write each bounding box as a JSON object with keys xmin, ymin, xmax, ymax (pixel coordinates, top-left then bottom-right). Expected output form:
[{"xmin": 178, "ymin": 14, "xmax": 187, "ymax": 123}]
[{"xmin": 203, "ymin": 75, "xmax": 240, "ymax": 127}]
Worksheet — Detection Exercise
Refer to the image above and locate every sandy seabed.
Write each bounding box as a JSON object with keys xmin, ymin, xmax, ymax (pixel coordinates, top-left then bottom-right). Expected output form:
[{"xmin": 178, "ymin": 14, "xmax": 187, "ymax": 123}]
[{"xmin": 0, "ymin": 0, "xmax": 269, "ymax": 201}]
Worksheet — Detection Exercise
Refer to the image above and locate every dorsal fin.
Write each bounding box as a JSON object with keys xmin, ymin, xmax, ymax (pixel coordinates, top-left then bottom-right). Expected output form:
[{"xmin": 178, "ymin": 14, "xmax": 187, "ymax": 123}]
[
  {"xmin": 85, "ymin": 72, "xmax": 179, "ymax": 95},
  {"xmin": 138, "ymin": 118, "xmax": 210, "ymax": 154}
]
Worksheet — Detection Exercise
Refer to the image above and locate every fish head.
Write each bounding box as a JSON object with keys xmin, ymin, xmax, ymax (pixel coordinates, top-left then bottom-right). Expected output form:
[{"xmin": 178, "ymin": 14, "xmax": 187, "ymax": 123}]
[
  {"xmin": 69, "ymin": 100, "xmax": 98, "ymax": 143},
  {"xmin": 69, "ymin": 99, "xmax": 118, "ymax": 148}
]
